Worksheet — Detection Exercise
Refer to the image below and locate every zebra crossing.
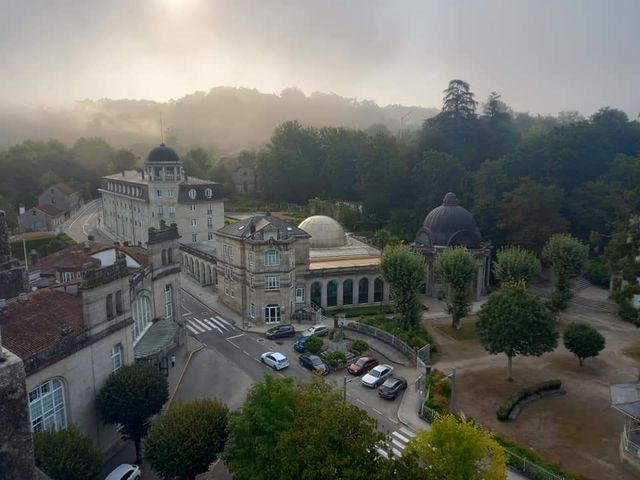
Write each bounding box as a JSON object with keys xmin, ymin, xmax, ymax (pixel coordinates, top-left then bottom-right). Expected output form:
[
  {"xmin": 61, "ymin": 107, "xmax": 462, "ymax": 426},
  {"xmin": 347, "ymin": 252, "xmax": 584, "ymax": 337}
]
[
  {"xmin": 184, "ymin": 314, "xmax": 235, "ymax": 335},
  {"xmin": 377, "ymin": 427, "xmax": 415, "ymax": 459}
]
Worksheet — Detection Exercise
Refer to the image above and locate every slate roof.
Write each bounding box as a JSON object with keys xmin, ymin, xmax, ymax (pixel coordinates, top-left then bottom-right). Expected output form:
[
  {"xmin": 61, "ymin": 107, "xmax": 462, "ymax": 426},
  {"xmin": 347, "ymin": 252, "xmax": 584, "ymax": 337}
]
[
  {"xmin": 217, "ymin": 215, "xmax": 310, "ymax": 240},
  {"xmin": 51, "ymin": 183, "xmax": 80, "ymax": 196},
  {"xmin": 34, "ymin": 204, "xmax": 65, "ymax": 217},
  {"xmin": 611, "ymin": 383, "xmax": 640, "ymax": 420},
  {"xmin": 0, "ymin": 289, "xmax": 84, "ymax": 360},
  {"xmin": 416, "ymin": 192, "xmax": 482, "ymax": 248}
]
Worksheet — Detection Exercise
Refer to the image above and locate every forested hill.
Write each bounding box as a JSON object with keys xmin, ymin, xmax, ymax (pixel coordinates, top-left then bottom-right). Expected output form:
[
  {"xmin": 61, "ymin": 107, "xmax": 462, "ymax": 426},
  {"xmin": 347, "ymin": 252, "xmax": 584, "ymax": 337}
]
[{"xmin": 0, "ymin": 86, "xmax": 438, "ymax": 154}]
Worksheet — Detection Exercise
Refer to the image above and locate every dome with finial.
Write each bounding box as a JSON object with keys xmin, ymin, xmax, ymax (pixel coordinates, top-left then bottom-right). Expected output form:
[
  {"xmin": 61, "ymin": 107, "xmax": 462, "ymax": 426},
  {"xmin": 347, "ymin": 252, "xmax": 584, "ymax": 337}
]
[
  {"xmin": 415, "ymin": 192, "xmax": 482, "ymax": 248},
  {"xmin": 146, "ymin": 143, "xmax": 181, "ymax": 163}
]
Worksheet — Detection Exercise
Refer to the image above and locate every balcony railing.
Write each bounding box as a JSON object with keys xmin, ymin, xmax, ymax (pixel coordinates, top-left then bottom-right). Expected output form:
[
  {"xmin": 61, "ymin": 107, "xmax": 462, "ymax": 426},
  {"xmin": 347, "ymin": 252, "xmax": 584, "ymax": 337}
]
[{"xmin": 624, "ymin": 423, "xmax": 640, "ymax": 458}]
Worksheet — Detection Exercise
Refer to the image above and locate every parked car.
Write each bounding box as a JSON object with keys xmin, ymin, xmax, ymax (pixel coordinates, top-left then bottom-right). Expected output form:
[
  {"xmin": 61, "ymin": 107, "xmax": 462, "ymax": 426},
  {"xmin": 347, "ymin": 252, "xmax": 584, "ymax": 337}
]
[
  {"xmin": 378, "ymin": 376, "xmax": 408, "ymax": 400},
  {"xmin": 261, "ymin": 351, "xmax": 290, "ymax": 370},
  {"xmin": 347, "ymin": 356, "xmax": 379, "ymax": 376},
  {"xmin": 361, "ymin": 364, "xmax": 394, "ymax": 388},
  {"xmin": 105, "ymin": 464, "xmax": 141, "ymax": 480},
  {"xmin": 299, "ymin": 354, "xmax": 330, "ymax": 375},
  {"xmin": 266, "ymin": 324, "xmax": 296, "ymax": 339},
  {"xmin": 294, "ymin": 335, "xmax": 309, "ymax": 353},
  {"xmin": 302, "ymin": 325, "xmax": 329, "ymax": 337}
]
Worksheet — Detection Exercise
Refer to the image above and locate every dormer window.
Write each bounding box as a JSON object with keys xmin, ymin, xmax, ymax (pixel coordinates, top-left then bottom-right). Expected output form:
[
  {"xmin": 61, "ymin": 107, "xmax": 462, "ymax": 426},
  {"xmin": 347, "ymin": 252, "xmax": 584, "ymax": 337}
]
[
  {"xmin": 205, "ymin": 188, "xmax": 213, "ymax": 199},
  {"xmin": 188, "ymin": 189, "xmax": 197, "ymax": 200},
  {"xmin": 264, "ymin": 230, "xmax": 277, "ymax": 241}
]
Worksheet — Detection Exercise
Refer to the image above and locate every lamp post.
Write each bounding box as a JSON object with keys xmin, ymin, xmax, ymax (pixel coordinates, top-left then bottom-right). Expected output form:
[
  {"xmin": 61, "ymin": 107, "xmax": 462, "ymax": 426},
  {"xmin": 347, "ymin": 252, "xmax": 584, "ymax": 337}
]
[
  {"xmin": 446, "ymin": 367, "xmax": 457, "ymax": 413},
  {"xmin": 343, "ymin": 375, "xmax": 355, "ymax": 402}
]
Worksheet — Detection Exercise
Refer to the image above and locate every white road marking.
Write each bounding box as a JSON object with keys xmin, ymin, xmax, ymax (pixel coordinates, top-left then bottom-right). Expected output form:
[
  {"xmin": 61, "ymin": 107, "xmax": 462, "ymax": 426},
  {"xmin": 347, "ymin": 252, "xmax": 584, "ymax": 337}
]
[
  {"xmin": 226, "ymin": 333, "xmax": 245, "ymax": 340},
  {"xmin": 387, "ymin": 418, "xmax": 398, "ymax": 425},
  {"xmin": 182, "ymin": 306, "xmax": 192, "ymax": 314},
  {"xmin": 200, "ymin": 318, "xmax": 224, "ymax": 334},
  {"xmin": 242, "ymin": 350, "xmax": 251, "ymax": 356},
  {"xmin": 376, "ymin": 447, "xmax": 389, "ymax": 459},
  {"xmin": 190, "ymin": 318, "xmax": 214, "ymax": 332},
  {"xmin": 187, "ymin": 322, "xmax": 205, "ymax": 334},
  {"xmin": 185, "ymin": 324, "xmax": 199, "ymax": 335},
  {"xmin": 209, "ymin": 317, "xmax": 229, "ymax": 331},
  {"xmin": 356, "ymin": 398, "xmax": 366, "ymax": 406},
  {"xmin": 182, "ymin": 313, "xmax": 192, "ymax": 317},
  {"xmin": 215, "ymin": 315, "xmax": 232, "ymax": 327},
  {"xmin": 392, "ymin": 448, "xmax": 402, "ymax": 457},
  {"xmin": 372, "ymin": 408, "xmax": 383, "ymax": 416},
  {"xmin": 399, "ymin": 427, "xmax": 415, "ymax": 438}
]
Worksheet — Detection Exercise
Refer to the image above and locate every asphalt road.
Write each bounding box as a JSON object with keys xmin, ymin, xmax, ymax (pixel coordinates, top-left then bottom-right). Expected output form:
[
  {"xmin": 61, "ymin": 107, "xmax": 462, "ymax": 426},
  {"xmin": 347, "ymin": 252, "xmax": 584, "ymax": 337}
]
[{"xmin": 64, "ymin": 199, "xmax": 111, "ymax": 243}]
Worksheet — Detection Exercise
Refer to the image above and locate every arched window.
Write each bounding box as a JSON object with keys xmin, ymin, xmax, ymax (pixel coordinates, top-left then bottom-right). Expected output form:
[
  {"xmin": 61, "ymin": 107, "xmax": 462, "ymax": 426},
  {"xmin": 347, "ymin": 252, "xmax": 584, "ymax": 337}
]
[
  {"xmin": 205, "ymin": 188, "xmax": 213, "ymax": 198},
  {"xmin": 311, "ymin": 282, "xmax": 322, "ymax": 307},
  {"xmin": 29, "ymin": 378, "xmax": 67, "ymax": 432},
  {"xmin": 188, "ymin": 189, "xmax": 197, "ymax": 200},
  {"xmin": 327, "ymin": 280, "xmax": 338, "ymax": 307},
  {"xmin": 132, "ymin": 296, "xmax": 152, "ymax": 341},
  {"xmin": 358, "ymin": 278, "xmax": 369, "ymax": 304},
  {"xmin": 374, "ymin": 277, "xmax": 384, "ymax": 302},
  {"xmin": 343, "ymin": 279, "xmax": 353, "ymax": 305}
]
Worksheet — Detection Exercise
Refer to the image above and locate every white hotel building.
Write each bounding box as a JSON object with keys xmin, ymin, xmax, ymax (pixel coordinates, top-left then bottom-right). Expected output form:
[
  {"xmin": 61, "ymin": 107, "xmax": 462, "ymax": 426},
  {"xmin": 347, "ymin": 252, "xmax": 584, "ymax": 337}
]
[{"xmin": 99, "ymin": 144, "xmax": 225, "ymax": 245}]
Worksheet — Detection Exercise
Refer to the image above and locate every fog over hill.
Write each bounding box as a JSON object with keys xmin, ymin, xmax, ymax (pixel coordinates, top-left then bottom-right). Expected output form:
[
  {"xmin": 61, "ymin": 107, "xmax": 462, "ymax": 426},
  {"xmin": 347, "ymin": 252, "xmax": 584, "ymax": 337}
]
[{"xmin": 0, "ymin": 87, "xmax": 438, "ymax": 155}]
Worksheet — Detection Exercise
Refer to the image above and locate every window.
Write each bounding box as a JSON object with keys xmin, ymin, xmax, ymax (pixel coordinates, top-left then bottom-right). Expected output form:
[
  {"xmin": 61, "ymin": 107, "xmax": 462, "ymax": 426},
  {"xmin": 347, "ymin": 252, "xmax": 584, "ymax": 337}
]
[
  {"xmin": 250, "ymin": 303, "xmax": 256, "ymax": 318},
  {"xmin": 190, "ymin": 203, "xmax": 196, "ymax": 211},
  {"xmin": 191, "ymin": 218, "xmax": 197, "ymax": 228},
  {"xmin": 208, "ymin": 232, "xmax": 214, "ymax": 241},
  {"xmin": 157, "ymin": 189, "xmax": 162, "ymax": 197},
  {"xmin": 207, "ymin": 205, "xmax": 213, "ymax": 215},
  {"xmin": 168, "ymin": 248, "xmax": 173, "ymax": 263},
  {"xmin": 248, "ymin": 251, "xmax": 255, "ymax": 267},
  {"xmin": 158, "ymin": 206, "xmax": 164, "ymax": 218},
  {"xmin": 207, "ymin": 217, "xmax": 213, "ymax": 227},
  {"xmin": 162, "ymin": 249, "xmax": 167, "ymax": 266},
  {"xmin": 189, "ymin": 189, "xmax": 197, "ymax": 199},
  {"xmin": 106, "ymin": 293, "xmax": 114, "ymax": 319},
  {"xmin": 289, "ymin": 252, "xmax": 295, "ymax": 268},
  {"xmin": 205, "ymin": 188, "xmax": 213, "ymax": 198},
  {"xmin": 265, "ymin": 275, "xmax": 280, "ymax": 291},
  {"xmin": 192, "ymin": 233, "xmax": 197, "ymax": 243},
  {"xmin": 115, "ymin": 290, "xmax": 123, "ymax": 315},
  {"xmin": 132, "ymin": 296, "xmax": 152, "ymax": 341},
  {"xmin": 169, "ymin": 206, "xmax": 176, "ymax": 218},
  {"xmin": 230, "ymin": 287, "xmax": 235, "ymax": 298},
  {"xmin": 164, "ymin": 284, "xmax": 174, "ymax": 320},
  {"xmin": 264, "ymin": 250, "xmax": 279, "ymax": 267},
  {"xmin": 295, "ymin": 283, "xmax": 305, "ymax": 303},
  {"xmin": 249, "ymin": 274, "xmax": 255, "ymax": 288},
  {"xmin": 29, "ymin": 379, "xmax": 66, "ymax": 432},
  {"xmin": 264, "ymin": 304, "xmax": 281, "ymax": 324},
  {"xmin": 223, "ymin": 244, "xmax": 233, "ymax": 259},
  {"xmin": 224, "ymin": 283, "xmax": 230, "ymax": 296},
  {"xmin": 111, "ymin": 344, "xmax": 123, "ymax": 372}
]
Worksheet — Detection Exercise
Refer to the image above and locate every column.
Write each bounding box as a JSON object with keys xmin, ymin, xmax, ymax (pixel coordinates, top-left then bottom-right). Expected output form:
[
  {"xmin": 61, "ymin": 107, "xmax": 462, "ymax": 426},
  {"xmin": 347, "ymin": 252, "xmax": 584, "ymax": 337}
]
[
  {"xmin": 320, "ymin": 281, "xmax": 327, "ymax": 309},
  {"xmin": 368, "ymin": 276, "xmax": 375, "ymax": 304},
  {"xmin": 337, "ymin": 279, "xmax": 344, "ymax": 307},
  {"xmin": 353, "ymin": 280, "xmax": 359, "ymax": 306},
  {"xmin": 383, "ymin": 281, "xmax": 390, "ymax": 303}
]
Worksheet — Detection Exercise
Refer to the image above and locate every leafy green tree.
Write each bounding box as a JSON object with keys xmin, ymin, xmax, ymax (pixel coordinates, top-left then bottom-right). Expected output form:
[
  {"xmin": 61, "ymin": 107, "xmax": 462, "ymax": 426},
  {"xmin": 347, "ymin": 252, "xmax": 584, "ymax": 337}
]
[
  {"xmin": 499, "ymin": 179, "xmax": 570, "ymax": 253},
  {"xmin": 543, "ymin": 233, "xmax": 588, "ymax": 312},
  {"xmin": 372, "ymin": 228, "xmax": 401, "ymax": 249},
  {"xmin": 319, "ymin": 127, "xmax": 367, "ymax": 200},
  {"xmin": 441, "ymin": 79, "xmax": 478, "ymax": 119},
  {"xmin": 224, "ymin": 376, "xmax": 297, "ymax": 480},
  {"xmin": 563, "ymin": 323, "xmax": 605, "ymax": 366},
  {"xmin": 0, "ymin": 194, "xmax": 18, "ymax": 230},
  {"xmin": 493, "ymin": 246, "xmax": 541, "ymax": 286},
  {"xmin": 305, "ymin": 335, "xmax": 324, "ymax": 354},
  {"xmin": 145, "ymin": 399, "xmax": 228, "ymax": 480},
  {"xmin": 183, "ymin": 148, "xmax": 212, "ymax": 179},
  {"xmin": 72, "ymin": 137, "xmax": 114, "ymax": 175},
  {"xmin": 402, "ymin": 415, "xmax": 507, "ymax": 480},
  {"xmin": 111, "ymin": 148, "xmax": 138, "ymax": 172},
  {"xmin": 33, "ymin": 426, "xmax": 102, "ymax": 480},
  {"xmin": 37, "ymin": 170, "xmax": 63, "ymax": 191},
  {"xmin": 436, "ymin": 247, "xmax": 477, "ymax": 329},
  {"xmin": 96, "ymin": 364, "xmax": 168, "ymax": 464},
  {"xmin": 411, "ymin": 151, "xmax": 468, "ymax": 214},
  {"xmin": 337, "ymin": 204, "xmax": 361, "ymax": 231},
  {"xmin": 477, "ymin": 285, "xmax": 558, "ymax": 381},
  {"xmin": 379, "ymin": 244, "xmax": 426, "ymax": 329}
]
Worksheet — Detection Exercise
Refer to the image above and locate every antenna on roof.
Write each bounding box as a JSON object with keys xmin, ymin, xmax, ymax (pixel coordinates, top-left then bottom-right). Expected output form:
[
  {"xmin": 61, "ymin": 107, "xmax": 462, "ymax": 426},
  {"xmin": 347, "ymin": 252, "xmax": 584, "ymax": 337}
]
[{"xmin": 160, "ymin": 112, "xmax": 165, "ymax": 145}]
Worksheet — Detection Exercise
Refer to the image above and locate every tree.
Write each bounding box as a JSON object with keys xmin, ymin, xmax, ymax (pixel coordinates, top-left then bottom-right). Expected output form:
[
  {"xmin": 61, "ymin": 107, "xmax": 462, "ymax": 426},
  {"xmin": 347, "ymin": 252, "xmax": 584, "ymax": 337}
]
[
  {"xmin": 441, "ymin": 79, "xmax": 478, "ymax": 120},
  {"xmin": 411, "ymin": 150, "xmax": 468, "ymax": 214},
  {"xmin": 33, "ymin": 426, "xmax": 102, "ymax": 480},
  {"xmin": 145, "ymin": 399, "xmax": 228, "ymax": 480},
  {"xmin": 96, "ymin": 364, "xmax": 168, "ymax": 464},
  {"xmin": 337, "ymin": 204, "xmax": 361, "ymax": 231},
  {"xmin": 477, "ymin": 285, "xmax": 558, "ymax": 381},
  {"xmin": 183, "ymin": 148, "xmax": 212, "ymax": 179},
  {"xmin": 111, "ymin": 148, "xmax": 138, "ymax": 172},
  {"xmin": 499, "ymin": 179, "xmax": 570, "ymax": 253},
  {"xmin": 224, "ymin": 376, "xmax": 297, "ymax": 480},
  {"xmin": 379, "ymin": 245, "xmax": 426, "ymax": 329},
  {"xmin": 305, "ymin": 335, "xmax": 324, "ymax": 354},
  {"xmin": 543, "ymin": 233, "xmax": 588, "ymax": 313},
  {"xmin": 37, "ymin": 170, "xmax": 63, "ymax": 191},
  {"xmin": 402, "ymin": 415, "xmax": 507, "ymax": 480},
  {"xmin": 371, "ymin": 228, "xmax": 401, "ymax": 249},
  {"xmin": 493, "ymin": 246, "xmax": 541, "ymax": 286},
  {"xmin": 436, "ymin": 247, "xmax": 477, "ymax": 329},
  {"xmin": 563, "ymin": 323, "xmax": 605, "ymax": 366}
]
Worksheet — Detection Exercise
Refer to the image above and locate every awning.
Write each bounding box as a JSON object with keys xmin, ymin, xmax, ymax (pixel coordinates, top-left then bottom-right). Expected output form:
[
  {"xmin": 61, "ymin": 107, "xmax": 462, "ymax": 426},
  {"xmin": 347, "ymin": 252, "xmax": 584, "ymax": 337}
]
[
  {"xmin": 134, "ymin": 319, "xmax": 179, "ymax": 360},
  {"xmin": 611, "ymin": 383, "xmax": 640, "ymax": 420}
]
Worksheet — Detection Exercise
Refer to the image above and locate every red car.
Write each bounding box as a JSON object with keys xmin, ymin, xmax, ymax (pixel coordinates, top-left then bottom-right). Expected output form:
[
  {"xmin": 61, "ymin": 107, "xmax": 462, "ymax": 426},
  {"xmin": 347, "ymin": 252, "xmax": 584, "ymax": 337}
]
[{"xmin": 347, "ymin": 356, "xmax": 379, "ymax": 376}]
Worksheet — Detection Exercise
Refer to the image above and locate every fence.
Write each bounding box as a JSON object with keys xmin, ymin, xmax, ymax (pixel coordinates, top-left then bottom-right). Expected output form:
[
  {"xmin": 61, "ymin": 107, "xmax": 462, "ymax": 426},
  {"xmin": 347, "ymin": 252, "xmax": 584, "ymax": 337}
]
[
  {"xmin": 623, "ymin": 422, "xmax": 640, "ymax": 458},
  {"xmin": 421, "ymin": 403, "xmax": 565, "ymax": 480},
  {"xmin": 344, "ymin": 321, "xmax": 417, "ymax": 365}
]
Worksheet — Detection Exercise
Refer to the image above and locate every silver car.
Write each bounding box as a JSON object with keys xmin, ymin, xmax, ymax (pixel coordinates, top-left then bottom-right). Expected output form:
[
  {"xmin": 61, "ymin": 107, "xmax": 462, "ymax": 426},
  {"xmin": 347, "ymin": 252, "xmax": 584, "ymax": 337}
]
[
  {"xmin": 105, "ymin": 464, "xmax": 141, "ymax": 480},
  {"xmin": 361, "ymin": 364, "xmax": 394, "ymax": 388}
]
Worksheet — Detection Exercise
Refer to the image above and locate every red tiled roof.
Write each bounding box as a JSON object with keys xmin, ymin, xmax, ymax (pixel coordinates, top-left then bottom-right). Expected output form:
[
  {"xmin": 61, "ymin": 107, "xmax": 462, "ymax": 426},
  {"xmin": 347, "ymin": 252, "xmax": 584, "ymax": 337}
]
[
  {"xmin": 0, "ymin": 289, "xmax": 84, "ymax": 360},
  {"xmin": 35, "ymin": 204, "xmax": 64, "ymax": 217},
  {"xmin": 37, "ymin": 241, "xmax": 149, "ymax": 274},
  {"xmin": 118, "ymin": 245, "xmax": 150, "ymax": 267}
]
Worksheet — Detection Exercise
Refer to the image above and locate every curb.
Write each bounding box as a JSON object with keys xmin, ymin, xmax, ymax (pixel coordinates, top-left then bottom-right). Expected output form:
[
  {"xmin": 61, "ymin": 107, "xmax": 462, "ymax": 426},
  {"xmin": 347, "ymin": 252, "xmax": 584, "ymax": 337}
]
[
  {"xmin": 396, "ymin": 378, "xmax": 420, "ymax": 429},
  {"xmin": 168, "ymin": 341, "xmax": 205, "ymax": 407}
]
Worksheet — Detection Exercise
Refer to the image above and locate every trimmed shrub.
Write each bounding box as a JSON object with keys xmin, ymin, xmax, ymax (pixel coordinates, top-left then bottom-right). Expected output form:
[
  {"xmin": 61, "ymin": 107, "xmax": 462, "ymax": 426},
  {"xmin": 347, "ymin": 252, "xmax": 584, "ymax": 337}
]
[
  {"xmin": 34, "ymin": 426, "xmax": 102, "ymax": 480},
  {"xmin": 323, "ymin": 351, "xmax": 347, "ymax": 369},
  {"xmin": 305, "ymin": 335, "xmax": 324, "ymax": 354},
  {"xmin": 586, "ymin": 259, "xmax": 609, "ymax": 288},
  {"xmin": 350, "ymin": 339, "xmax": 369, "ymax": 355},
  {"xmin": 496, "ymin": 380, "xmax": 562, "ymax": 421}
]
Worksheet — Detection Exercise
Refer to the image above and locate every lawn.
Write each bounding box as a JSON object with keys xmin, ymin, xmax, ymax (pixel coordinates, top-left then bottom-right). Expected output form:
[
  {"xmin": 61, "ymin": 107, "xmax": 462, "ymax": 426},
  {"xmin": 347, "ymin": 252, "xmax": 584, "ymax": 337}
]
[
  {"xmin": 434, "ymin": 322, "xmax": 479, "ymax": 341},
  {"xmin": 623, "ymin": 344, "xmax": 640, "ymax": 361}
]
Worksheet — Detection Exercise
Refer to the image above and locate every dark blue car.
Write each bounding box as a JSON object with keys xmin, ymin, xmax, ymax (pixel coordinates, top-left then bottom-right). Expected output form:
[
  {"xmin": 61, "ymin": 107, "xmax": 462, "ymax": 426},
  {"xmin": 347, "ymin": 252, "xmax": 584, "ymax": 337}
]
[{"xmin": 294, "ymin": 335, "xmax": 308, "ymax": 353}]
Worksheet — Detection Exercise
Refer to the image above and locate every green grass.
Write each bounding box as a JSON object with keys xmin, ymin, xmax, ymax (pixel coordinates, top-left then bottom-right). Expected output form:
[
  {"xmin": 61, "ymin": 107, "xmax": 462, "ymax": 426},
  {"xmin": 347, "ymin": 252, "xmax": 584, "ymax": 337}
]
[
  {"xmin": 11, "ymin": 233, "xmax": 76, "ymax": 261},
  {"xmin": 623, "ymin": 345, "xmax": 640, "ymax": 361},
  {"xmin": 435, "ymin": 323, "xmax": 479, "ymax": 341},
  {"xmin": 362, "ymin": 314, "xmax": 434, "ymax": 350},
  {"xmin": 331, "ymin": 305, "xmax": 396, "ymax": 318}
]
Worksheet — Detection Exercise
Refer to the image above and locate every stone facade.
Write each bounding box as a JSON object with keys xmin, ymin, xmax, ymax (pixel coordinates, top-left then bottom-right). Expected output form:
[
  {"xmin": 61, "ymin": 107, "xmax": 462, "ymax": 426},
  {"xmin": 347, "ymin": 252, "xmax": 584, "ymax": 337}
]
[
  {"xmin": 37, "ymin": 183, "xmax": 84, "ymax": 217},
  {"xmin": 0, "ymin": 210, "xmax": 28, "ymax": 300},
  {"xmin": 231, "ymin": 166, "xmax": 256, "ymax": 194},
  {"xmin": 18, "ymin": 205, "xmax": 66, "ymax": 233}
]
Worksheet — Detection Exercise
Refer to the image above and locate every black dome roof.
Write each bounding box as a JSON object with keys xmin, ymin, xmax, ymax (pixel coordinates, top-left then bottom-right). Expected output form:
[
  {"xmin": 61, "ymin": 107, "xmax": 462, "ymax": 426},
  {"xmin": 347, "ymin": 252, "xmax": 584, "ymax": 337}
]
[
  {"xmin": 415, "ymin": 192, "xmax": 482, "ymax": 248},
  {"xmin": 146, "ymin": 144, "xmax": 181, "ymax": 163}
]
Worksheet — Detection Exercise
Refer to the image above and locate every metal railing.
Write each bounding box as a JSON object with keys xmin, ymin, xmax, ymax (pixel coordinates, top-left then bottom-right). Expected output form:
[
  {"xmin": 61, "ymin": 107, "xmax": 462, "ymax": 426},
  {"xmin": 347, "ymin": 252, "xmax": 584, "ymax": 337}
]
[
  {"xmin": 344, "ymin": 321, "xmax": 417, "ymax": 365},
  {"xmin": 624, "ymin": 423, "xmax": 640, "ymax": 458}
]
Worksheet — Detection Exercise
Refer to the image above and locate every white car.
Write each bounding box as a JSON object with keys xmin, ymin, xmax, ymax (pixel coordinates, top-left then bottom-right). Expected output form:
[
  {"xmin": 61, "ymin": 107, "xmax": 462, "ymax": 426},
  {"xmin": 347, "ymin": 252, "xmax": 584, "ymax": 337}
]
[
  {"xmin": 302, "ymin": 325, "xmax": 329, "ymax": 337},
  {"xmin": 361, "ymin": 364, "xmax": 394, "ymax": 388},
  {"xmin": 260, "ymin": 351, "xmax": 290, "ymax": 370},
  {"xmin": 105, "ymin": 464, "xmax": 141, "ymax": 480}
]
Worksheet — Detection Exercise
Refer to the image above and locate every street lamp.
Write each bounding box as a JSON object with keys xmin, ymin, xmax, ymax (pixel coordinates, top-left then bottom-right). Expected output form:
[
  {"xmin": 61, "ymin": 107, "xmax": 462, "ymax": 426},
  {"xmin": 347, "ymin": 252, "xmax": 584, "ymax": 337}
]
[
  {"xmin": 343, "ymin": 375, "xmax": 355, "ymax": 402},
  {"xmin": 445, "ymin": 368, "xmax": 457, "ymax": 413}
]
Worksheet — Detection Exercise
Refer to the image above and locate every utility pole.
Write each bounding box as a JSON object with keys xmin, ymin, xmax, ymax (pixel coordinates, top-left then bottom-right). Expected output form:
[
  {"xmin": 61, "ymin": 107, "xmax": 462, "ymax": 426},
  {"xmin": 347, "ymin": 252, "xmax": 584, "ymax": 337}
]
[{"xmin": 449, "ymin": 367, "xmax": 457, "ymax": 413}]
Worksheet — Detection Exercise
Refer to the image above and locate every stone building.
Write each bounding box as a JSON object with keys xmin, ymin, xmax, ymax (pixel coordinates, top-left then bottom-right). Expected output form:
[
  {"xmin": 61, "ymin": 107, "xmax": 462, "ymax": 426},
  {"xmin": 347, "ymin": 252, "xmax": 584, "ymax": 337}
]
[
  {"xmin": 99, "ymin": 144, "xmax": 224, "ymax": 245},
  {"xmin": 18, "ymin": 183, "xmax": 83, "ymax": 233},
  {"xmin": 231, "ymin": 165, "xmax": 256, "ymax": 194},
  {"xmin": 413, "ymin": 192, "xmax": 491, "ymax": 300},
  {"xmin": 0, "ymin": 223, "xmax": 182, "ymax": 455},
  {"xmin": 183, "ymin": 214, "xmax": 389, "ymax": 326},
  {"xmin": 0, "ymin": 210, "xmax": 28, "ymax": 300},
  {"xmin": 37, "ymin": 183, "xmax": 84, "ymax": 217}
]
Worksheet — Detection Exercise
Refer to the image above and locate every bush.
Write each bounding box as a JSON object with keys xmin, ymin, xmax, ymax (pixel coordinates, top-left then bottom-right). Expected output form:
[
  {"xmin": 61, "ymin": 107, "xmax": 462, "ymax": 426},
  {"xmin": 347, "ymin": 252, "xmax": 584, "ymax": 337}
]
[
  {"xmin": 586, "ymin": 258, "xmax": 609, "ymax": 288},
  {"xmin": 423, "ymin": 370, "xmax": 451, "ymax": 414},
  {"xmin": 496, "ymin": 380, "xmax": 562, "ymax": 421},
  {"xmin": 34, "ymin": 426, "xmax": 102, "ymax": 480},
  {"xmin": 305, "ymin": 335, "xmax": 324, "ymax": 354},
  {"xmin": 350, "ymin": 339, "xmax": 369, "ymax": 355},
  {"xmin": 323, "ymin": 351, "xmax": 347, "ymax": 369}
]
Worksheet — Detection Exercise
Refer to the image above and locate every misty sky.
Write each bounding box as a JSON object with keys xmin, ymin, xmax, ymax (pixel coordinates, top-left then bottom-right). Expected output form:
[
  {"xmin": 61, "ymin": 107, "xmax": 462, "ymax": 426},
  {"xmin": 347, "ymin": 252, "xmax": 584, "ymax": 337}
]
[{"xmin": 1, "ymin": 0, "xmax": 639, "ymax": 116}]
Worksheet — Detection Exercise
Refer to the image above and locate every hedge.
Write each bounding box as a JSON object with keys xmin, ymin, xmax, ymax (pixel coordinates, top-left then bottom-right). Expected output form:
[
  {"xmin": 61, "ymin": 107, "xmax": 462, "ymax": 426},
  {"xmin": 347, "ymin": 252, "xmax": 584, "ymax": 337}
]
[
  {"xmin": 322, "ymin": 351, "xmax": 347, "ymax": 369},
  {"xmin": 350, "ymin": 339, "xmax": 369, "ymax": 355},
  {"xmin": 497, "ymin": 380, "xmax": 562, "ymax": 421}
]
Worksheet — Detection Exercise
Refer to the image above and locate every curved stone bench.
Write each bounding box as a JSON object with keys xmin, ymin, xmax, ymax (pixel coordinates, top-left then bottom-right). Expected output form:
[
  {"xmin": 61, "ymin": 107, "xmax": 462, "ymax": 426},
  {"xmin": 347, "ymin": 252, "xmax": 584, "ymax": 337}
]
[{"xmin": 507, "ymin": 389, "xmax": 566, "ymax": 421}]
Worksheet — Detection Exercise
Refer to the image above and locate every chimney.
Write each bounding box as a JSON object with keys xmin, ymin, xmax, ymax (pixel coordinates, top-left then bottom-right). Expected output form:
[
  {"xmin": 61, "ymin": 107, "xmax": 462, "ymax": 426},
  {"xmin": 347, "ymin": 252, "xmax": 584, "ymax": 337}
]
[
  {"xmin": 83, "ymin": 241, "xmax": 91, "ymax": 252},
  {"xmin": 141, "ymin": 170, "xmax": 145, "ymax": 180},
  {"xmin": 18, "ymin": 203, "xmax": 25, "ymax": 215},
  {"xmin": 29, "ymin": 249, "xmax": 38, "ymax": 266},
  {"xmin": 88, "ymin": 234, "xmax": 95, "ymax": 241},
  {"xmin": 250, "ymin": 223, "xmax": 256, "ymax": 234},
  {"xmin": 121, "ymin": 170, "xmax": 125, "ymax": 177}
]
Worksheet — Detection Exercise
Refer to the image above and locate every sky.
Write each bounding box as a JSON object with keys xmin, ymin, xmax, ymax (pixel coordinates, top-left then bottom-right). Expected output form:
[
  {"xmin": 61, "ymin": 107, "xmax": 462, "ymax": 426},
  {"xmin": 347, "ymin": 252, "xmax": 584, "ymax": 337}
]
[{"xmin": 1, "ymin": 0, "xmax": 639, "ymax": 116}]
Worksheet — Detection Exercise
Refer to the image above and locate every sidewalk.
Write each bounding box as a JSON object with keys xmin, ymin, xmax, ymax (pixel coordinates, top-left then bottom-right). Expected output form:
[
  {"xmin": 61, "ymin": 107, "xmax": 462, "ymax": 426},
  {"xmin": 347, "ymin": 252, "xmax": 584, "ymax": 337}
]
[{"xmin": 180, "ymin": 273, "xmax": 243, "ymax": 326}]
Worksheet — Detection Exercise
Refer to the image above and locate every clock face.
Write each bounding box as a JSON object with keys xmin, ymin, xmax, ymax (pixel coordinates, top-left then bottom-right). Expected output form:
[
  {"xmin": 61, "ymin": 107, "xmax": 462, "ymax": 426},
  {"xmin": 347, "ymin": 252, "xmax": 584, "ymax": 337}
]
[{"xmin": 189, "ymin": 189, "xmax": 197, "ymax": 199}]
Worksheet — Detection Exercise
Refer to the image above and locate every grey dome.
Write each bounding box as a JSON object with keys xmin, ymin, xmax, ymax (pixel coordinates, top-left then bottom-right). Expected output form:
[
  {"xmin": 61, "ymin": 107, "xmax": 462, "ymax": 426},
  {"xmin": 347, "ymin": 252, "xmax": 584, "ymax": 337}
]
[
  {"xmin": 146, "ymin": 144, "xmax": 181, "ymax": 163},
  {"xmin": 415, "ymin": 192, "xmax": 482, "ymax": 248}
]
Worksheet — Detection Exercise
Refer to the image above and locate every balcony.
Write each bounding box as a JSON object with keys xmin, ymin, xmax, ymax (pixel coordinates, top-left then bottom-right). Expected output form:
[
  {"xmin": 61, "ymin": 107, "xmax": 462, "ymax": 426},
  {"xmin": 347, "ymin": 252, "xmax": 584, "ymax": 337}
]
[{"xmin": 624, "ymin": 422, "xmax": 640, "ymax": 458}]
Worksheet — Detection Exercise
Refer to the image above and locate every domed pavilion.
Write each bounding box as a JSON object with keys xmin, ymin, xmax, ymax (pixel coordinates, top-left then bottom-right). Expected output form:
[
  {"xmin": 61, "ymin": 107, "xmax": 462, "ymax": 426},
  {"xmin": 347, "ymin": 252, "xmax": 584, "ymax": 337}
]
[{"xmin": 413, "ymin": 192, "xmax": 491, "ymax": 300}]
